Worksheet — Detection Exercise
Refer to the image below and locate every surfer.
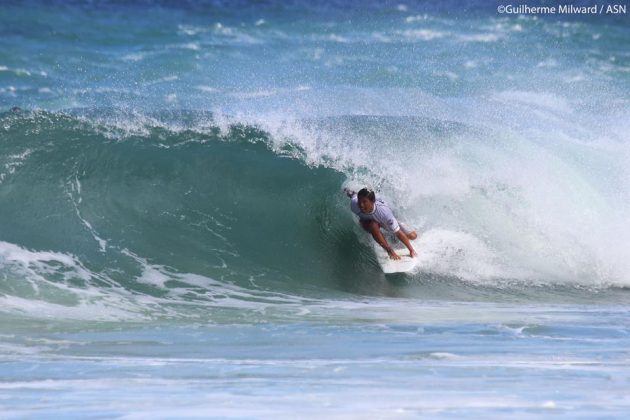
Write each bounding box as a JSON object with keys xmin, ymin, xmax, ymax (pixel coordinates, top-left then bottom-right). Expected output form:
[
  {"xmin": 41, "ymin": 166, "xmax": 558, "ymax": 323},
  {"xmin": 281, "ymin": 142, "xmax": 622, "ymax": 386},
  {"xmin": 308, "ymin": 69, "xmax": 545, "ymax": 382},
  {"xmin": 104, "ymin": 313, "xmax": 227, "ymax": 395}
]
[{"xmin": 345, "ymin": 188, "xmax": 417, "ymax": 260}]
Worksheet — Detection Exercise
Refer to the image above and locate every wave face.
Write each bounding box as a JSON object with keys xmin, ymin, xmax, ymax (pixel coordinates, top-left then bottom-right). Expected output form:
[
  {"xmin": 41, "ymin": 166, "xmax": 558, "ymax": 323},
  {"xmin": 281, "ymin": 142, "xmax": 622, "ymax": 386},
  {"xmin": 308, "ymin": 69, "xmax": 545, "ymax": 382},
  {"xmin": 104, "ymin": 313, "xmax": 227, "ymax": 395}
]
[
  {"xmin": 1, "ymin": 106, "xmax": 629, "ymax": 322},
  {"xmin": 0, "ymin": 0, "xmax": 629, "ymax": 322}
]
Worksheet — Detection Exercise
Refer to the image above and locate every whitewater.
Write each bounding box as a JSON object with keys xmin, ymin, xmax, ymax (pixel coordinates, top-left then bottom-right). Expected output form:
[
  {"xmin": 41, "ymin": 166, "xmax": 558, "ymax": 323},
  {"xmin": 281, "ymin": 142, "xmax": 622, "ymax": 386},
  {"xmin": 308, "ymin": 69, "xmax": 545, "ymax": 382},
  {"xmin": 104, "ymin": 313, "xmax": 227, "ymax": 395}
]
[{"xmin": 1, "ymin": 0, "xmax": 629, "ymax": 417}]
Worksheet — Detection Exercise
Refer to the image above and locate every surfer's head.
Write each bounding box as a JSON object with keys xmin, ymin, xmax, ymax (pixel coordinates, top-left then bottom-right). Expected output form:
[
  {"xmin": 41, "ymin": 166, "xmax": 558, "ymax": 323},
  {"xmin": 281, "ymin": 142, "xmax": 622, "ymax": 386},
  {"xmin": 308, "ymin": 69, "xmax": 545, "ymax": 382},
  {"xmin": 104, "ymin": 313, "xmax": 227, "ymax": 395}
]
[{"xmin": 357, "ymin": 188, "xmax": 376, "ymax": 213}]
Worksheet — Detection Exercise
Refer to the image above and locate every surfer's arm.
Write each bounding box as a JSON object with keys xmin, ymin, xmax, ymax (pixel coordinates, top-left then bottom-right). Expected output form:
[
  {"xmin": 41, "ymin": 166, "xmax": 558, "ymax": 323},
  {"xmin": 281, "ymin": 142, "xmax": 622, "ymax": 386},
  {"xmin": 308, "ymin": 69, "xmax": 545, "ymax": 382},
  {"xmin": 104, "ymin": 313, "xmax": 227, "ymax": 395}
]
[
  {"xmin": 362, "ymin": 219, "xmax": 400, "ymax": 260},
  {"xmin": 395, "ymin": 229, "xmax": 417, "ymax": 258},
  {"xmin": 375, "ymin": 232, "xmax": 399, "ymax": 259},
  {"xmin": 377, "ymin": 234, "xmax": 401, "ymax": 260}
]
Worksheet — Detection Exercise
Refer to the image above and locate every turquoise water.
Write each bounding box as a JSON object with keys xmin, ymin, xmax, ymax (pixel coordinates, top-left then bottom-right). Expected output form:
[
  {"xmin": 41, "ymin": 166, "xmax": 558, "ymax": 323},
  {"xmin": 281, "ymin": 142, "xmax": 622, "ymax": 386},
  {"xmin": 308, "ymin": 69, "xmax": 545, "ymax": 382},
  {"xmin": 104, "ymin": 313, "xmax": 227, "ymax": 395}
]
[{"xmin": 1, "ymin": 0, "xmax": 629, "ymax": 417}]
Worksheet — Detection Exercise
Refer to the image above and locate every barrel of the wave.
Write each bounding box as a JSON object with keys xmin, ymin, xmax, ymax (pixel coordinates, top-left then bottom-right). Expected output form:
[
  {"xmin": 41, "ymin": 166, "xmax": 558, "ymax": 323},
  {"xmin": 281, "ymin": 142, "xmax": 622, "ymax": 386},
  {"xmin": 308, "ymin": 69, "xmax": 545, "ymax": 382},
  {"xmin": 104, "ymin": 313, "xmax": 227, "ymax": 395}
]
[{"xmin": 344, "ymin": 187, "xmax": 419, "ymax": 274}]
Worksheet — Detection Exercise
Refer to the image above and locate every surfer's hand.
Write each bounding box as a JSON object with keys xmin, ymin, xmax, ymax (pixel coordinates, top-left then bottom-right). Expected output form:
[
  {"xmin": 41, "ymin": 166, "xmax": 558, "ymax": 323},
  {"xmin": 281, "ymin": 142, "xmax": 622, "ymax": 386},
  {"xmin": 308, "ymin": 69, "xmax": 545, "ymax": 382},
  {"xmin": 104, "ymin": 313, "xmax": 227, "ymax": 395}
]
[
  {"xmin": 409, "ymin": 249, "xmax": 417, "ymax": 258},
  {"xmin": 387, "ymin": 249, "xmax": 401, "ymax": 260}
]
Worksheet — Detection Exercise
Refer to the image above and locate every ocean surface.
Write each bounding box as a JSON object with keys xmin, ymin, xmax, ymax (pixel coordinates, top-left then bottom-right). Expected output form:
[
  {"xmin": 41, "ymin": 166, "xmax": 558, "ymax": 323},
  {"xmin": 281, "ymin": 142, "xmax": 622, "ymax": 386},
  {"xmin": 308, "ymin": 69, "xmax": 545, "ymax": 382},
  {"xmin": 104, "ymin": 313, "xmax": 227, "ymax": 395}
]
[{"xmin": 1, "ymin": 0, "xmax": 629, "ymax": 417}]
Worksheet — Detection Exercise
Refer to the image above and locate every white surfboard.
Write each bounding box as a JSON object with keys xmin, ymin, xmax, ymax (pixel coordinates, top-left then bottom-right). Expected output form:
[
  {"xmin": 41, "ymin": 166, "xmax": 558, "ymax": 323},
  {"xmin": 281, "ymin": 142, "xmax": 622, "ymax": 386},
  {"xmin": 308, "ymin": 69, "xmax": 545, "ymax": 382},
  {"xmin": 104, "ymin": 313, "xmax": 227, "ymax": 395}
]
[{"xmin": 373, "ymin": 236, "xmax": 418, "ymax": 274}]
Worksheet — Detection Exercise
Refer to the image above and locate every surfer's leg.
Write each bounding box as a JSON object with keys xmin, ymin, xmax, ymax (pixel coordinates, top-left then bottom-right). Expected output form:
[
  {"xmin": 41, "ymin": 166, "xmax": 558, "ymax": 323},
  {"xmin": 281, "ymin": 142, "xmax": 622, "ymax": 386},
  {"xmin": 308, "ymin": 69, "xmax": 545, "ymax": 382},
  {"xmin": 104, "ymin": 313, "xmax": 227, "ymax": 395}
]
[{"xmin": 399, "ymin": 223, "xmax": 417, "ymax": 240}]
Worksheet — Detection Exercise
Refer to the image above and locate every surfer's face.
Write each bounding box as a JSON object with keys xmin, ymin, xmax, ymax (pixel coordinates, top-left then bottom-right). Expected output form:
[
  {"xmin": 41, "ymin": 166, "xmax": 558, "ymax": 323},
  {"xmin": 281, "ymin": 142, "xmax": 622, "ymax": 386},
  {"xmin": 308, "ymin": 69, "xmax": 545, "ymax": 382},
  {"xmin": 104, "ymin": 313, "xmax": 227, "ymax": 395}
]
[{"xmin": 358, "ymin": 196, "xmax": 374, "ymax": 213}]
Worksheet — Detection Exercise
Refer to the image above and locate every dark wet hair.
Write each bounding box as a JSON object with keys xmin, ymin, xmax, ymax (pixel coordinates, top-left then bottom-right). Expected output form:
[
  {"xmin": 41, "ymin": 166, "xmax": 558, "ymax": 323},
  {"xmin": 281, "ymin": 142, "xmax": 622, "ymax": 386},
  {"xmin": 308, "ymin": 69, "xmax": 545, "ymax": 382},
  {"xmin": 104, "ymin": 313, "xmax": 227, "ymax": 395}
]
[{"xmin": 357, "ymin": 188, "xmax": 375, "ymax": 202}]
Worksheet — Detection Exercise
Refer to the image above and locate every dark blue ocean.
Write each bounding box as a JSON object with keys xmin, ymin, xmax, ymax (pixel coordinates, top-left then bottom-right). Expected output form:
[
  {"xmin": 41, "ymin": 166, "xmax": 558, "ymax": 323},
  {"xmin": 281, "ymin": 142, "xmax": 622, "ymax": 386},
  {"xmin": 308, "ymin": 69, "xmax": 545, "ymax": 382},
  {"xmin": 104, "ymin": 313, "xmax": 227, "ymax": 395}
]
[{"xmin": 1, "ymin": 0, "xmax": 629, "ymax": 417}]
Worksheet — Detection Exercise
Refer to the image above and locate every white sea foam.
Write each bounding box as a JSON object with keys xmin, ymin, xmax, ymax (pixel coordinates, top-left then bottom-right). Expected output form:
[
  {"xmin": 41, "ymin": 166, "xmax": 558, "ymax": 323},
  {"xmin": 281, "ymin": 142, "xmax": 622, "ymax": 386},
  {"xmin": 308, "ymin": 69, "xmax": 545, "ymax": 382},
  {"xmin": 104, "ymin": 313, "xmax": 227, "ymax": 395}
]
[
  {"xmin": 0, "ymin": 66, "xmax": 32, "ymax": 76},
  {"xmin": 415, "ymin": 229, "xmax": 528, "ymax": 282},
  {"xmin": 230, "ymin": 90, "xmax": 276, "ymax": 99},
  {"xmin": 458, "ymin": 33, "xmax": 500, "ymax": 43},
  {"xmin": 144, "ymin": 75, "xmax": 179, "ymax": 86},
  {"xmin": 0, "ymin": 294, "xmax": 144, "ymax": 321},
  {"xmin": 121, "ymin": 52, "xmax": 147, "ymax": 62},
  {"xmin": 405, "ymin": 14, "xmax": 430, "ymax": 23},
  {"xmin": 209, "ymin": 23, "xmax": 263, "ymax": 45},
  {"xmin": 537, "ymin": 58, "xmax": 559, "ymax": 68},
  {"xmin": 0, "ymin": 237, "xmax": 318, "ymax": 321},
  {"xmin": 0, "ymin": 241, "xmax": 154, "ymax": 321},
  {"xmin": 397, "ymin": 29, "xmax": 447, "ymax": 41},
  {"xmin": 491, "ymin": 90, "xmax": 573, "ymax": 114},
  {"xmin": 178, "ymin": 42, "xmax": 200, "ymax": 51},
  {"xmin": 195, "ymin": 85, "xmax": 219, "ymax": 93},
  {"xmin": 0, "ymin": 240, "xmax": 89, "ymax": 280},
  {"xmin": 327, "ymin": 34, "xmax": 350, "ymax": 43}
]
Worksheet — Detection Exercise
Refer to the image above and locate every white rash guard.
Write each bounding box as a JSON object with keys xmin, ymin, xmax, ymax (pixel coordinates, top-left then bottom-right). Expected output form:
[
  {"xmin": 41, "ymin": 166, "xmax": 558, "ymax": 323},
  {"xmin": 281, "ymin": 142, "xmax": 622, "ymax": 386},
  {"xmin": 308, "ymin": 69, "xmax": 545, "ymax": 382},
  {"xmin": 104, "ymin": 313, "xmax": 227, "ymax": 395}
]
[{"xmin": 350, "ymin": 195, "xmax": 402, "ymax": 233}]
